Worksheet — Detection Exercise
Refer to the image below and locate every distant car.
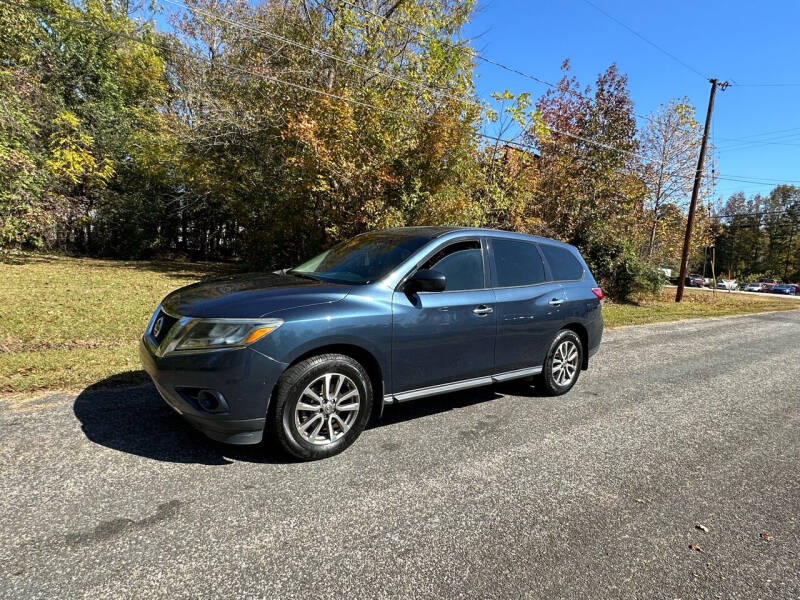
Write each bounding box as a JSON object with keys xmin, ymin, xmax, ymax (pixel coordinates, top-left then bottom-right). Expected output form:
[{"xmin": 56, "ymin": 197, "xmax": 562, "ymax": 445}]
[
  {"xmin": 685, "ymin": 274, "xmax": 704, "ymax": 287},
  {"xmin": 716, "ymin": 279, "xmax": 738, "ymax": 291},
  {"xmin": 771, "ymin": 283, "xmax": 796, "ymax": 295},
  {"xmin": 757, "ymin": 277, "xmax": 778, "ymax": 291},
  {"xmin": 743, "ymin": 282, "xmax": 764, "ymax": 292}
]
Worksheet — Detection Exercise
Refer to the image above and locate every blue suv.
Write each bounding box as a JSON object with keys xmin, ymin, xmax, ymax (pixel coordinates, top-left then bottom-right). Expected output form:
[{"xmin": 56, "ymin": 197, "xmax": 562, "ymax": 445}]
[{"xmin": 140, "ymin": 227, "xmax": 604, "ymax": 460}]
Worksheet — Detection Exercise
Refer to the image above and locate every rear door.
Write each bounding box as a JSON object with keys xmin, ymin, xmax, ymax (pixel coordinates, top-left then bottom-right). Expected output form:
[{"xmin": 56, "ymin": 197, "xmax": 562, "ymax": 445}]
[
  {"xmin": 391, "ymin": 238, "xmax": 497, "ymax": 393},
  {"xmin": 538, "ymin": 242, "xmax": 594, "ymax": 327},
  {"xmin": 489, "ymin": 237, "xmax": 566, "ymax": 372}
]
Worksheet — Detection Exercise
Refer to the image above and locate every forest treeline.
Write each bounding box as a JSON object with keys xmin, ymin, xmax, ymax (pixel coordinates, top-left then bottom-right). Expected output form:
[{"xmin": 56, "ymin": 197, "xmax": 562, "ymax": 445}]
[{"xmin": 2, "ymin": 0, "xmax": 798, "ymax": 297}]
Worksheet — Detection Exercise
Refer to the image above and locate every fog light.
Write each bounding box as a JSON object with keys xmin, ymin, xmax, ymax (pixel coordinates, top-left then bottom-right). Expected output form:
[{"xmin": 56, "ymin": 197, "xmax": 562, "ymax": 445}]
[{"xmin": 194, "ymin": 389, "xmax": 229, "ymax": 413}]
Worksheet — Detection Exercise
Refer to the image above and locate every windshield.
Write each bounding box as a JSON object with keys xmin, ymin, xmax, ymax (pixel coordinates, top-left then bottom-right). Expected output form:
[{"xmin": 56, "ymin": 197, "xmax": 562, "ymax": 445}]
[{"xmin": 290, "ymin": 231, "xmax": 432, "ymax": 284}]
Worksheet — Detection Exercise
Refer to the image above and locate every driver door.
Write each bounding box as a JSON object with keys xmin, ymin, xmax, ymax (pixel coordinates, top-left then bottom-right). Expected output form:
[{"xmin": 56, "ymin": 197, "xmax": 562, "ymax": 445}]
[{"xmin": 391, "ymin": 238, "xmax": 497, "ymax": 394}]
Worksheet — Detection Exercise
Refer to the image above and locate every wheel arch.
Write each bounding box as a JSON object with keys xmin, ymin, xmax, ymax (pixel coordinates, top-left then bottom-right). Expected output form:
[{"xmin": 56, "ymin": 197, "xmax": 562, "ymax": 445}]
[
  {"xmin": 562, "ymin": 322, "xmax": 589, "ymax": 370},
  {"xmin": 281, "ymin": 343, "xmax": 385, "ymax": 418}
]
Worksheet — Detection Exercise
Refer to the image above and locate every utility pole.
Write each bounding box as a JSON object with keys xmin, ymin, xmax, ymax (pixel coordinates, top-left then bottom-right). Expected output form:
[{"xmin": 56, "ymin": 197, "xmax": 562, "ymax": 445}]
[{"xmin": 676, "ymin": 78, "xmax": 729, "ymax": 302}]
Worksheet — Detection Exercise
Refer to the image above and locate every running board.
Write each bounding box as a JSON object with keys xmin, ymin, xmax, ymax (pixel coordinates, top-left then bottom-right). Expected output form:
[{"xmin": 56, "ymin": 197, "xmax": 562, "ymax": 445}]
[{"xmin": 384, "ymin": 366, "xmax": 542, "ymax": 404}]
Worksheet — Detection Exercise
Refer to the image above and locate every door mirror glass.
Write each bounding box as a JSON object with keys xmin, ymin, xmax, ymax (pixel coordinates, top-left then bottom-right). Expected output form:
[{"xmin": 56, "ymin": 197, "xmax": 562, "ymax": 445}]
[{"xmin": 407, "ymin": 269, "xmax": 446, "ymax": 292}]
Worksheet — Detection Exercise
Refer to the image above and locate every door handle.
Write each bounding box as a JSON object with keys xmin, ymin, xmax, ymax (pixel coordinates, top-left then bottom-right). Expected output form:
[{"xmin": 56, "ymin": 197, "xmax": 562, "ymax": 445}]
[
  {"xmin": 548, "ymin": 297, "xmax": 563, "ymax": 306},
  {"xmin": 473, "ymin": 305, "xmax": 494, "ymax": 316}
]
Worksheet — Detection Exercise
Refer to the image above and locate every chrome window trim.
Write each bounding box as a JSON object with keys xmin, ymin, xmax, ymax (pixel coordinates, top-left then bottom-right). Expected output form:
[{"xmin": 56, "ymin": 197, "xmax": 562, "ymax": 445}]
[
  {"xmin": 384, "ymin": 366, "xmax": 542, "ymax": 404},
  {"xmin": 392, "ymin": 235, "xmax": 490, "ymax": 292}
]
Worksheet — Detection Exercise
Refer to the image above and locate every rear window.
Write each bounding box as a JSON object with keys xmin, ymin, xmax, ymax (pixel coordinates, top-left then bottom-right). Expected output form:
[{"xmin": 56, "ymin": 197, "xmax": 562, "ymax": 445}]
[
  {"xmin": 540, "ymin": 244, "xmax": 584, "ymax": 281},
  {"xmin": 491, "ymin": 238, "xmax": 546, "ymax": 287}
]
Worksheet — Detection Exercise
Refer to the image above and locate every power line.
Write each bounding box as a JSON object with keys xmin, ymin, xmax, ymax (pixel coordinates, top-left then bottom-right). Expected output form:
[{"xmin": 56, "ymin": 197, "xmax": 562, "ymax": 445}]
[
  {"xmin": 732, "ymin": 82, "xmax": 800, "ymax": 88},
  {"xmin": 711, "ymin": 210, "xmax": 797, "ymax": 219},
  {"xmin": 0, "ymin": 0, "xmax": 581, "ymax": 155},
  {"xmin": 714, "ymin": 125, "xmax": 800, "ymax": 143},
  {"xmin": 717, "ymin": 136, "xmax": 800, "ymax": 154},
  {"xmin": 161, "ymin": 0, "xmax": 466, "ymax": 104},
  {"xmin": 8, "ymin": 0, "xmax": 799, "ymax": 191},
  {"xmin": 336, "ymin": 0, "xmax": 558, "ymax": 89},
  {"xmin": 578, "ymin": 0, "xmax": 708, "ymax": 80},
  {"xmin": 336, "ymin": 0, "xmax": 661, "ymax": 125}
]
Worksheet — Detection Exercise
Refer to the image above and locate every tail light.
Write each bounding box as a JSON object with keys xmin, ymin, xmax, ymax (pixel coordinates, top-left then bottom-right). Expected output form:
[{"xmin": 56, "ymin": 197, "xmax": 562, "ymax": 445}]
[{"xmin": 591, "ymin": 287, "xmax": 605, "ymax": 302}]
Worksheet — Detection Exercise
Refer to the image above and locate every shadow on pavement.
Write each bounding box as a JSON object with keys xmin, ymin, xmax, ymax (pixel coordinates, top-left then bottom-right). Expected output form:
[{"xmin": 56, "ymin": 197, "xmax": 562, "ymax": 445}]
[
  {"xmin": 73, "ymin": 374, "xmax": 286, "ymax": 466},
  {"xmin": 74, "ymin": 372, "xmax": 547, "ymax": 465}
]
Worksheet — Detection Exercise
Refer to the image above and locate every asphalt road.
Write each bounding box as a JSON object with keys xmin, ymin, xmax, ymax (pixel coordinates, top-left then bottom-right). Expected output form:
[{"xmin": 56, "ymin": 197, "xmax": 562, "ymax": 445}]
[{"xmin": 2, "ymin": 311, "xmax": 799, "ymax": 599}]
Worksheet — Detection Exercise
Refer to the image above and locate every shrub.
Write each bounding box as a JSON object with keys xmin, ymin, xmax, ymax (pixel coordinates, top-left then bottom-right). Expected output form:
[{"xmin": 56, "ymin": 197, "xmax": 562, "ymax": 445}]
[{"xmin": 580, "ymin": 238, "xmax": 663, "ymax": 302}]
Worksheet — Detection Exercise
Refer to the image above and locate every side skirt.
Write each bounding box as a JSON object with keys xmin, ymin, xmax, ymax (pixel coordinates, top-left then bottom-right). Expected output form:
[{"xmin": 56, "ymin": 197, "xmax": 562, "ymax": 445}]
[{"xmin": 383, "ymin": 366, "xmax": 542, "ymax": 405}]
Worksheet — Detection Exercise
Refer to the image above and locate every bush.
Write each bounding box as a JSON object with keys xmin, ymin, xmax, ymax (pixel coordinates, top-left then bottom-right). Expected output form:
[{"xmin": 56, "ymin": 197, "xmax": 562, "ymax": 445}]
[{"xmin": 580, "ymin": 238, "xmax": 663, "ymax": 302}]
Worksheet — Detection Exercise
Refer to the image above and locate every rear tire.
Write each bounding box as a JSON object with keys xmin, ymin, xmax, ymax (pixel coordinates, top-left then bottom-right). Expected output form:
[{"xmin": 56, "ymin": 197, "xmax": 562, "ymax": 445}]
[
  {"xmin": 268, "ymin": 354, "xmax": 373, "ymax": 460},
  {"xmin": 536, "ymin": 329, "xmax": 583, "ymax": 396}
]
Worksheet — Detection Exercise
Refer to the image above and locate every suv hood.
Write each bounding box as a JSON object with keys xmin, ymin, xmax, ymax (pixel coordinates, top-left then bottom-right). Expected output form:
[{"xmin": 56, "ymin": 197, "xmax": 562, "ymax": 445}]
[{"xmin": 161, "ymin": 272, "xmax": 351, "ymax": 318}]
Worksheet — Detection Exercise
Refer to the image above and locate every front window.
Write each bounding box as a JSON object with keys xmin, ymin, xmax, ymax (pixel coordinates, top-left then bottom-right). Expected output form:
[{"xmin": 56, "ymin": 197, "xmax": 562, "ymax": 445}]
[
  {"xmin": 421, "ymin": 240, "xmax": 485, "ymax": 291},
  {"xmin": 290, "ymin": 232, "xmax": 431, "ymax": 284}
]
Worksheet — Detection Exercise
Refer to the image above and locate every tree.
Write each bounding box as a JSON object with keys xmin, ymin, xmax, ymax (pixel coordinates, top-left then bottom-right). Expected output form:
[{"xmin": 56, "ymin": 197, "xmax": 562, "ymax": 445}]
[
  {"xmin": 637, "ymin": 98, "xmax": 709, "ymax": 260},
  {"xmin": 0, "ymin": 0, "xmax": 174, "ymax": 255},
  {"xmin": 167, "ymin": 0, "xmax": 483, "ymax": 266},
  {"xmin": 525, "ymin": 61, "xmax": 643, "ymax": 246}
]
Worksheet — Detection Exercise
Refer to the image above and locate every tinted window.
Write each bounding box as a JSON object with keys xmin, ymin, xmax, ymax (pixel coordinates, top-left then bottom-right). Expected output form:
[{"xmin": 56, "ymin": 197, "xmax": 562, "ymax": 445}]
[
  {"xmin": 422, "ymin": 241, "xmax": 484, "ymax": 291},
  {"xmin": 491, "ymin": 239, "xmax": 546, "ymax": 287},
  {"xmin": 291, "ymin": 232, "xmax": 431, "ymax": 284},
  {"xmin": 540, "ymin": 244, "xmax": 584, "ymax": 280}
]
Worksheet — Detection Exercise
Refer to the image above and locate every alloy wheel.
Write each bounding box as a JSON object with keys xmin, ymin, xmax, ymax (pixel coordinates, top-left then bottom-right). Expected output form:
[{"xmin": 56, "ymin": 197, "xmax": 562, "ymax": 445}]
[
  {"xmin": 294, "ymin": 373, "xmax": 361, "ymax": 445},
  {"xmin": 552, "ymin": 340, "xmax": 579, "ymax": 386}
]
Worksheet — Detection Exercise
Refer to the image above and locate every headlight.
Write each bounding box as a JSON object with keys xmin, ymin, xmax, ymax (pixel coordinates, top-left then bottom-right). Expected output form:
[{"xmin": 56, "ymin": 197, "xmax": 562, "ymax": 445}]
[{"xmin": 172, "ymin": 318, "xmax": 283, "ymax": 352}]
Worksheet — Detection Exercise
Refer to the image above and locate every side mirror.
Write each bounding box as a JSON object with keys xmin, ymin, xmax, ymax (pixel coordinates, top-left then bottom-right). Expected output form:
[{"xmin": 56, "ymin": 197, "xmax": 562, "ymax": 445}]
[{"xmin": 407, "ymin": 269, "xmax": 446, "ymax": 293}]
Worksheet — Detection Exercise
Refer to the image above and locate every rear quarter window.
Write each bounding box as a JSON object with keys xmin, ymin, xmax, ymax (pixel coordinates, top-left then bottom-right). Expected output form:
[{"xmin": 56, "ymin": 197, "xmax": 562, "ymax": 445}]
[{"xmin": 539, "ymin": 244, "xmax": 584, "ymax": 281}]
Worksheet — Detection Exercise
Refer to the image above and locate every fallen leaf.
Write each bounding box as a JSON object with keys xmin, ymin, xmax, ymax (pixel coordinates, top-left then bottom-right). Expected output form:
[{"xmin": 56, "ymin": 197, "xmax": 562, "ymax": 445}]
[
  {"xmin": 760, "ymin": 532, "xmax": 773, "ymax": 541},
  {"xmin": 696, "ymin": 524, "xmax": 709, "ymax": 533}
]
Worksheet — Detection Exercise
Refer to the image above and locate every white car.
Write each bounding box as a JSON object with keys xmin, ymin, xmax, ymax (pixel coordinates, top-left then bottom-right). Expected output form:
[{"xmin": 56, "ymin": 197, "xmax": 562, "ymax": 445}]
[
  {"xmin": 716, "ymin": 279, "xmax": 738, "ymax": 291},
  {"xmin": 743, "ymin": 282, "xmax": 764, "ymax": 292}
]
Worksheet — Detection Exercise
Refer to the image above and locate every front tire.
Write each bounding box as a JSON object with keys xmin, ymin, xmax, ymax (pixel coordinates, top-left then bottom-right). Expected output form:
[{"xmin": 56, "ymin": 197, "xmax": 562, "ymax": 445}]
[
  {"xmin": 536, "ymin": 329, "xmax": 583, "ymax": 396},
  {"xmin": 269, "ymin": 354, "xmax": 373, "ymax": 460}
]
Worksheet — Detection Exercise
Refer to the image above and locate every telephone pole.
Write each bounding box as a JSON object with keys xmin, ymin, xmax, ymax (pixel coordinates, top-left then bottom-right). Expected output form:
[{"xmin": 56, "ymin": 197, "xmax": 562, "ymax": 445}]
[{"xmin": 676, "ymin": 78, "xmax": 729, "ymax": 302}]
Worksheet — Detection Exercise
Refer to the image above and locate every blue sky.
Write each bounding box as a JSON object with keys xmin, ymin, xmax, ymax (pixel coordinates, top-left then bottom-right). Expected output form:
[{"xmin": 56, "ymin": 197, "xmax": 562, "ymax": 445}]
[{"xmin": 462, "ymin": 0, "xmax": 800, "ymax": 200}]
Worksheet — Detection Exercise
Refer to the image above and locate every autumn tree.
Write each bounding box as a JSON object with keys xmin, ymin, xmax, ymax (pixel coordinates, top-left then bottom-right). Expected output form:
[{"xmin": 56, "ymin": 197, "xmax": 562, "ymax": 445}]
[
  {"xmin": 168, "ymin": 0, "xmax": 483, "ymax": 266},
  {"xmin": 525, "ymin": 61, "xmax": 643, "ymax": 246},
  {"xmin": 637, "ymin": 98, "xmax": 709, "ymax": 261}
]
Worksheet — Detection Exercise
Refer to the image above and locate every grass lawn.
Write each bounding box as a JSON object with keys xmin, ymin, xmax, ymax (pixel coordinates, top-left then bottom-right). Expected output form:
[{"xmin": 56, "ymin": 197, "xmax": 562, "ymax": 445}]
[
  {"xmin": 602, "ymin": 287, "xmax": 800, "ymax": 327},
  {"xmin": 1, "ymin": 253, "xmax": 799, "ymax": 393},
  {"xmin": 1, "ymin": 252, "xmax": 232, "ymax": 393}
]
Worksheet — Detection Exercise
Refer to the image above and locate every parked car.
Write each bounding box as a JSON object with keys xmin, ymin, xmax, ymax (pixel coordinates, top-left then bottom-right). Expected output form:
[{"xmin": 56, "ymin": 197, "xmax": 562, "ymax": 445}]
[
  {"xmin": 716, "ymin": 279, "xmax": 738, "ymax": 291},
  {"xmin": 757, "ymin": 277, "xmax": 778, "ymax": 291},
  {"xmin": 771, "ymin": 283, "xmax": 796, "ymax": 295},
  {"xmin": 743, "ymin": 282, "xmax": 764, "ymax": 292},
  {"xmin": 140, "ymin": 227, "xmax": 604, "ymax": 460},
  {"xmin": 685, "ymin": 274, "xmax": 705, "ymax": 287}
]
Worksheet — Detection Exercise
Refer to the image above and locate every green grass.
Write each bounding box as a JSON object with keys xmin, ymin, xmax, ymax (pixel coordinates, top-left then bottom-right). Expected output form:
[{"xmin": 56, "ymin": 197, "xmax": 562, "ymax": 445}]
[
  {"xmin": 0, "ymin": 252, "xmax": 233, "ymax": 393},
  {"xmin": 603, "ymin": 287, "xmax": 800, "ymax": 328},
  {"xmin": 1, "ymin": 253, "xmax": 798, "ymax": 393}
]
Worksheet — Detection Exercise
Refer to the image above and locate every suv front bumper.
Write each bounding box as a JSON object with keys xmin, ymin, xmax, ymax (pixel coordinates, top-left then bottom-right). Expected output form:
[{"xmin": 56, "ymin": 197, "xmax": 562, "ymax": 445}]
[{"xmin": 139, "ymin": 339, "xmax": 287, "ymax": 445}]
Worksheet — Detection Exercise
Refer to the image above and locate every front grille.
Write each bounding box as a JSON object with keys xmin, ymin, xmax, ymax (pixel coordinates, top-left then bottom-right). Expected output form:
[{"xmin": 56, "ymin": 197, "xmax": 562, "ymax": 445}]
[{"xmin": 151, "ymin": 309, "xmax": 179, "ymax": 345}]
